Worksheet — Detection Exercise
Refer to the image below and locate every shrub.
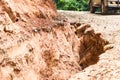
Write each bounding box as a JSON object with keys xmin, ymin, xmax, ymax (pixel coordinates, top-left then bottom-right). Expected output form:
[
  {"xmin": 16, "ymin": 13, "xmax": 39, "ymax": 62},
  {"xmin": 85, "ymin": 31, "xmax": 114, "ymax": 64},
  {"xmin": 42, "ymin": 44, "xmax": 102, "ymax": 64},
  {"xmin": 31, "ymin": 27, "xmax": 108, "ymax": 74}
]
[{"xmin": 54, "ymin": 0, "xmax": 89, "ymax": 11}]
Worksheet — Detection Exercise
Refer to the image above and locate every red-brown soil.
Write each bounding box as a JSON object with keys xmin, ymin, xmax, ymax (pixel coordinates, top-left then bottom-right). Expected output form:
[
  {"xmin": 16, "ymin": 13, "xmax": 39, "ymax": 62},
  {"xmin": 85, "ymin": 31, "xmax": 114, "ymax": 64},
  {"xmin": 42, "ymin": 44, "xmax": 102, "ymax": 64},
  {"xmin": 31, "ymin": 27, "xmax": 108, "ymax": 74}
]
[{"xmin": 0, "ymin": 0, "xmax": 109, "ymax": 80}]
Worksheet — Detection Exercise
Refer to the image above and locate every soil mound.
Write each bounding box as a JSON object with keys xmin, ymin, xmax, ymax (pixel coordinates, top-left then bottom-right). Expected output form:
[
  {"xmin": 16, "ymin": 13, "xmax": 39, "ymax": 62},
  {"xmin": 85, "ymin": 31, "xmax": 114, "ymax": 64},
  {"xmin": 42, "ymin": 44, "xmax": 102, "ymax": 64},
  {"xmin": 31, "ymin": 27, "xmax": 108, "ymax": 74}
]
[{"xmin": 0, "ymin": 0, "xmax": 108, "ymax": 80}]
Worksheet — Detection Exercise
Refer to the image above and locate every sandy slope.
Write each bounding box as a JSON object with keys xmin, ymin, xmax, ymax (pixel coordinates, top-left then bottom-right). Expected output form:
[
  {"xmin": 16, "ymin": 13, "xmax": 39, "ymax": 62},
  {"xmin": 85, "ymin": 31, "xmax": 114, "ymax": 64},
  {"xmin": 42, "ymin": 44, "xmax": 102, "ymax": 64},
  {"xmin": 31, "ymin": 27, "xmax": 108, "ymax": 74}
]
[{"xmin": 0, "ymin": 0, "xmax": 115, "ymax": 79}]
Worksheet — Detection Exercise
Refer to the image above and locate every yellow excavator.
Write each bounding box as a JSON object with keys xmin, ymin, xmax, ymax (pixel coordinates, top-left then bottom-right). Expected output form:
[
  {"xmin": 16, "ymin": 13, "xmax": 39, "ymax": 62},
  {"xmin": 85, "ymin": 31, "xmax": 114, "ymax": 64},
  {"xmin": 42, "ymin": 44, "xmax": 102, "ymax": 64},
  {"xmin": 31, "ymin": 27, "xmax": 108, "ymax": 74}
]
[{"xmin": 89, "ymin": 0, "xmax": 120, "ymax": 14}]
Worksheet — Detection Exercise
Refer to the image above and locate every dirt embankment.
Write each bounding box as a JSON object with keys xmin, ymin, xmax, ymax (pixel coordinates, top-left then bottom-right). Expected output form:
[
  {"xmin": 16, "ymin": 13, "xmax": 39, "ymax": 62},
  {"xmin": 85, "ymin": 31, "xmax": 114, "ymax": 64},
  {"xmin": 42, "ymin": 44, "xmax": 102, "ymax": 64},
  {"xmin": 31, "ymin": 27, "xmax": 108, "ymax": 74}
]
[{"xmin": 0, "ymin": 0, "xmax": 108, "ymax": 80}]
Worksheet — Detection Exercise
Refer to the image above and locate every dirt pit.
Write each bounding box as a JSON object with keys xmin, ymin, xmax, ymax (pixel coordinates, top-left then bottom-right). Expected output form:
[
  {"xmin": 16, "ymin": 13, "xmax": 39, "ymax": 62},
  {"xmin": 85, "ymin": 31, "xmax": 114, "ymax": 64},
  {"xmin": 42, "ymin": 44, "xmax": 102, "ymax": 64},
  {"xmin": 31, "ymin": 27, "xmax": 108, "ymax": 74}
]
[{"xmin": 0, "ymin": 0, "xmax": 110, "ymax": 80}]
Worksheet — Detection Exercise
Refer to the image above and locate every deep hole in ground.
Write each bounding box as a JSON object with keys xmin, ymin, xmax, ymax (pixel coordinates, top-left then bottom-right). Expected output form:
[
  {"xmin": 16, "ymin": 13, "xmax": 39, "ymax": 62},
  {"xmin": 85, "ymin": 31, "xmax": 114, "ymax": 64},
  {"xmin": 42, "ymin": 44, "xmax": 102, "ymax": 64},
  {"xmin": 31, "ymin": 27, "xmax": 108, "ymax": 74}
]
[{"xmin": 70, "ymin": 22, "xmax": 109, "ymax": 69}]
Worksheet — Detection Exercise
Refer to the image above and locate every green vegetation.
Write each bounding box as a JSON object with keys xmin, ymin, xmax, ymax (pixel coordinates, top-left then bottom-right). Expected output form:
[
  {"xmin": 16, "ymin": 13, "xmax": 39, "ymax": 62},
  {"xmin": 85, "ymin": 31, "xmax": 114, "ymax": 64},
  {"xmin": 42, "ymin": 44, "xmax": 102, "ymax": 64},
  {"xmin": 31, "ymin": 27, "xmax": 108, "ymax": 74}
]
[{"xmin": 54, "ymin": 0, "xmax": 89, "ymax": 11}]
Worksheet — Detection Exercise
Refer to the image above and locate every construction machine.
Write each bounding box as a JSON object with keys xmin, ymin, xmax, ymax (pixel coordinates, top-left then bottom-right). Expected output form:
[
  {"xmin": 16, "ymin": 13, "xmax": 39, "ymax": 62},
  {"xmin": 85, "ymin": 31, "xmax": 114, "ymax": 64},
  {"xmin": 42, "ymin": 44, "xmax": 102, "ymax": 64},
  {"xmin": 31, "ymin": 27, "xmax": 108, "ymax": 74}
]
[{"xmin": 89, "ymin": 0, "xmax": 120, "ymax": 14}]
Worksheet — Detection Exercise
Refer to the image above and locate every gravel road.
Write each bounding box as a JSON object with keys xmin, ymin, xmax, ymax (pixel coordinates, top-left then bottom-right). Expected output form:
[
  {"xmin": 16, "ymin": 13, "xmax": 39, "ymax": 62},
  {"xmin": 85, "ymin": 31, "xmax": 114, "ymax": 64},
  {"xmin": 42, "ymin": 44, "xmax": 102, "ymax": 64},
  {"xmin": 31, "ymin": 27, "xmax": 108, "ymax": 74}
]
[
  {"xmin": 58, "ymin": 10, "xmax": 120, "ymax": 80},
  {"xmin": 58, "ymin": 10, "xmax": 120, "ymax": 32}
]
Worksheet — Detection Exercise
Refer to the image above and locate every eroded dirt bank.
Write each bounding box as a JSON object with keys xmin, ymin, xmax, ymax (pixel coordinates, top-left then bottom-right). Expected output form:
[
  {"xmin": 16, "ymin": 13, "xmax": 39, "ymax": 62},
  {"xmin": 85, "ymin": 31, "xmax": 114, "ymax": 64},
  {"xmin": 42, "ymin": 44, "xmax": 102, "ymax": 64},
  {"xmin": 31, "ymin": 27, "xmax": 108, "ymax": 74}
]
[{"xmin": 0, "ymin": 0, "xmax": 108, "ymax": 80}]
